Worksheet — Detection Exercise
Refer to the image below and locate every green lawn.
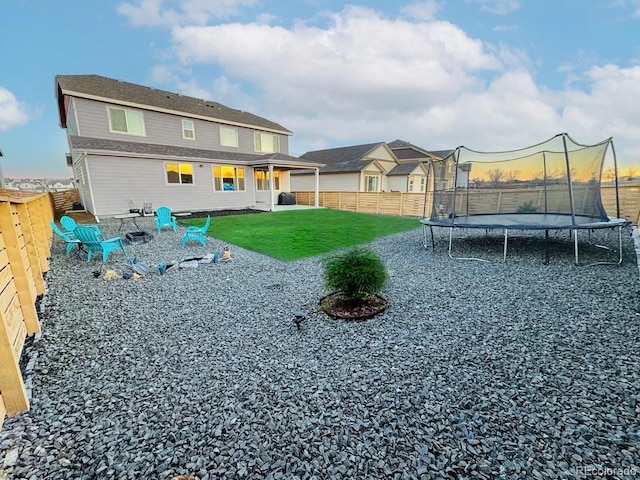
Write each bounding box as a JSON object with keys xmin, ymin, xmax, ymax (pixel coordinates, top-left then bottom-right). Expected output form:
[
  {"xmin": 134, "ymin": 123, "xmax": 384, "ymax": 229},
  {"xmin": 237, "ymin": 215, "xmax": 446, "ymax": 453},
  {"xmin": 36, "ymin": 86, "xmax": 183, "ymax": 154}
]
[{"xmin": 182, "ymin": 209, "xmax": 421, "ymax": 261}]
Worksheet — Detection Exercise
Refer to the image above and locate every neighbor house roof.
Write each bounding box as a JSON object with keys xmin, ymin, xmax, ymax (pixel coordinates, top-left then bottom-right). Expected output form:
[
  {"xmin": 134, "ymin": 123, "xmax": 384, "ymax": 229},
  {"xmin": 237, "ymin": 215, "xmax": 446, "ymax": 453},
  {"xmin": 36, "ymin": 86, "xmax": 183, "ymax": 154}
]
[
  {"xmin": 56, "ymin": 74, "xmax": 291, "ymax": 135},
  {"xmin": 69, "ymin": 136, "xmax": 323, "ymax": 168},
  {"xmin": 388, "ymin": 139, "xmax": 438, "ymax": 161},
  {"xmin": 429, "ymin": 150, "xmax": 455, "ymax": 160},
  {"xmin": 387, "ymin": 162, "xmax": 425, "ymax": 176},
  {"xmin": 297, "ymin": 142, "xmax": 386, "ymax": 174}
]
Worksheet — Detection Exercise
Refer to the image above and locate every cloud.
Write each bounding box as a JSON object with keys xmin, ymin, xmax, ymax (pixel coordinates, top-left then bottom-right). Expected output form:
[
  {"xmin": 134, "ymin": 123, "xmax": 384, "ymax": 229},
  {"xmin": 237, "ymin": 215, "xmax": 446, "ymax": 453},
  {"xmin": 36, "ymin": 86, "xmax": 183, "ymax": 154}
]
[
  {"xmin": 400, "ymin": 1, "xmax": 442, "ymax": 21},
  {"xmin": 117, "ymin": 0, "xmax": 259, "ymax": 27},
  {"xmin": 0, "ymin": 87, "xmax": 30, "ymax": 131},
  {"xmin": 122, "ymin": 2, "xmax": 640, "ymax": 167},
  {"xmin": 465, "ymin": 0, "xmax": 521, "ymax": 15}
]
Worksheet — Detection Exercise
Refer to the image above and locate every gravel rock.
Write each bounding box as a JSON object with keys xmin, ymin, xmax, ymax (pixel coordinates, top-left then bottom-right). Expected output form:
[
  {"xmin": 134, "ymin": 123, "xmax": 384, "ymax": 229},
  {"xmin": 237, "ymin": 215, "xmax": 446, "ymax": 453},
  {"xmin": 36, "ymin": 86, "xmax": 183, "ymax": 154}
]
[{"xmin": 1, "ymin": 218, "xmax": 639, "ymax": 479}]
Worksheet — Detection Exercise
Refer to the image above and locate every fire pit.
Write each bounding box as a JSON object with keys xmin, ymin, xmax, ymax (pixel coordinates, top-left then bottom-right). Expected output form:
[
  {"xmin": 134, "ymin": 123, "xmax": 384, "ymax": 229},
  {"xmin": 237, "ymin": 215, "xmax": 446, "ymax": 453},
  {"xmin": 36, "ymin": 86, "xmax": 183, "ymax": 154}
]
[{"xmin": 125, "ymin": 231, "xmax": 153, "ymax": 244}]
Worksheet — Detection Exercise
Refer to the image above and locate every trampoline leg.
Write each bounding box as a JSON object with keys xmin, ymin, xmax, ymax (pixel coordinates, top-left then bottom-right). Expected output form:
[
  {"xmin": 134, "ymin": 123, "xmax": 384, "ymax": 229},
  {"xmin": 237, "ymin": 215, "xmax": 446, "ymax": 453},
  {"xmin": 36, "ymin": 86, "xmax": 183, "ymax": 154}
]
[
  {"xmin": 448, "ymin": 227, "xmax": 454, "ymax": 259},
  {"xmin": 430, "ymin": 226, "xmax": 435, "ymax": 251},
  {"xmin": 503, "ymin": 229, "xmax": 508, "ymax": 262},
  {"xmin": 574, "ymin": 230, "xmax": 580, "ymax": 265},
  {"xmin": 544, "ymin": 230, "xmax": 550, "ymax": 265}
]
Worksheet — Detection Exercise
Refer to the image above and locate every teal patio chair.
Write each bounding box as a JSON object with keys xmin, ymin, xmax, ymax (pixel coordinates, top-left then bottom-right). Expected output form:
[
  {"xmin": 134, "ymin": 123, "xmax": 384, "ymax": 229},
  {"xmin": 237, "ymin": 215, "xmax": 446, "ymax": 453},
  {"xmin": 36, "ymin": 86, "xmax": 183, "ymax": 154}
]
[
  {"xmin": 74, "ymin": 226, "xmax": 128, "ymax": 263},
  {"xmin": 50, "ymin": 221, "xmax": 81, "ymax": 254},
  {"xmin": 60, "ymin": 215, "xmax": 102, "ymax": 237},
  {"xmin": 155, "ymin": 206, "xmax": 177, "ymax": 233},
  {"xmin": 181, "ymin": 216, "xmax": 211, "ymax": 248}
]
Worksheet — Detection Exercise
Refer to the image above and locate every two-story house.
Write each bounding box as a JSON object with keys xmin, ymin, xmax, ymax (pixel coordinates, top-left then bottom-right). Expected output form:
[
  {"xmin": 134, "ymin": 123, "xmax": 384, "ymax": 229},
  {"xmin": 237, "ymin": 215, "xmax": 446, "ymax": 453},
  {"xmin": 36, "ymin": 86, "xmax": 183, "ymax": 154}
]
[{"xmin": 55, "ymin": 75, "xmax": 323, "ymax": 217}]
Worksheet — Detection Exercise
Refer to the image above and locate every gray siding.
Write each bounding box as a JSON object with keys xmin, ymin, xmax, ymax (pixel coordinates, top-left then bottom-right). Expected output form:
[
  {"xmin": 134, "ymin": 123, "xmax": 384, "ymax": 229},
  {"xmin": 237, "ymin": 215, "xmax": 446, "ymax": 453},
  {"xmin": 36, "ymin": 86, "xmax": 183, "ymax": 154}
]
[
  {"xmin": 73, "ymin": 97, "xmax": 290, "ymax": 155},
  {"xmin": 84, "ymin": 154, "xmax": 258, "ymax": 216}
]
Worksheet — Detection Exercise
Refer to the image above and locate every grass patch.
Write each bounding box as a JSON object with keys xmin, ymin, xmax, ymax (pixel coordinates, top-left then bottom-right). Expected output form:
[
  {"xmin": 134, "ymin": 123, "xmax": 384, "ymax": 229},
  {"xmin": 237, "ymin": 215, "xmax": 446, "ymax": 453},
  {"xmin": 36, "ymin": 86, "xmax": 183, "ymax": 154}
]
[{"xmin": 182, "ymin": 209, "xmax": 420, "ymax": 261}]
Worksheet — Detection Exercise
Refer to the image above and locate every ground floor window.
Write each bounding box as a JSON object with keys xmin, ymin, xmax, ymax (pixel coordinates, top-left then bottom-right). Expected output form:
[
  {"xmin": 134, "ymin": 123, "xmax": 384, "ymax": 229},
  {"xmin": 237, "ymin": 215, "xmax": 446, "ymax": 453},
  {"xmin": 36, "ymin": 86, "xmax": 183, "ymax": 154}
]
[
  {"xmin": 214, "ymin": 166, "xmax": 245, "ymax": 191},
  {"xmin": 166, "ymin": 163, "xmax": 194, "ymax": 184},
  {"xmin": 256, "ymin": 170, "xmax": 280, "ymax": 190},
  {"xmin": 364, "ymin": 175, "xmax": 379, "ymax": 192}
]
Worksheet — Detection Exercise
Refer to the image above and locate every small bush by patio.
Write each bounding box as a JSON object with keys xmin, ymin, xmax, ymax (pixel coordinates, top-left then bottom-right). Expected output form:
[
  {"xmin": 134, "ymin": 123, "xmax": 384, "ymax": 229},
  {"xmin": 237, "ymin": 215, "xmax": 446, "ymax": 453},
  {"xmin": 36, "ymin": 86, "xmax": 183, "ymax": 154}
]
[{"xmin": 320, "ymin": 247, "xmax": 389, "ymax": 320}]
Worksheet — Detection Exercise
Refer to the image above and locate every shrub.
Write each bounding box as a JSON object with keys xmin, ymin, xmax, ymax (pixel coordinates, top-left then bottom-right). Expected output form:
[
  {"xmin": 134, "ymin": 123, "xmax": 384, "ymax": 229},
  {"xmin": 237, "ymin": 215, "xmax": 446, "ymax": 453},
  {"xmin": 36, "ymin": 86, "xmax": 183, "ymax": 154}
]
[
  {"xmin": 322, "ymin": 247, "xmax": 388, "ymax": 301},
  {"xmin": 516, "ymin": 200, "xmax": 539, "ymax": 213}
]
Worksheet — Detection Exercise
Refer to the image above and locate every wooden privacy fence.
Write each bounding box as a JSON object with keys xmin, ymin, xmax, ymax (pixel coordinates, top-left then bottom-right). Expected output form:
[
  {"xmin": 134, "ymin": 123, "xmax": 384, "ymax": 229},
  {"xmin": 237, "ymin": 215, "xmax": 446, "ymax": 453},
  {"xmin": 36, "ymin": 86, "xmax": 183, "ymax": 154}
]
[
  {"xmin": 0, "ymin": 191, "xmax": 53, "ymax": 429},
  {"xmin": 50, "ymin": 188, "xmax": 80, "ymax": 214},
  {"xmin": 294, "ymin": 185, "xmax": 640, "ymax": 224}
]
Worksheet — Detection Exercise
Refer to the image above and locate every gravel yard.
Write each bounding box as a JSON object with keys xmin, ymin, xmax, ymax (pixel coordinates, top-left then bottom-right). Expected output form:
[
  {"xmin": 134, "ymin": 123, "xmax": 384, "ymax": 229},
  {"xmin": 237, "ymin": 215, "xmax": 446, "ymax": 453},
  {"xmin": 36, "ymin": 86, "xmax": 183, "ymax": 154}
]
[{"xmin": 1, "ymin": 217, "xmax": 639, "ymax": 479}]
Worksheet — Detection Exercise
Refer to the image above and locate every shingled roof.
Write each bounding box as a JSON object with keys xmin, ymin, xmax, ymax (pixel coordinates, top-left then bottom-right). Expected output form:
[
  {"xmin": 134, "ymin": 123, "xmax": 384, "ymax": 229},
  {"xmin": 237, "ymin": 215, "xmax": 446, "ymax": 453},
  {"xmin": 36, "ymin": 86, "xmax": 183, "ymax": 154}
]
[
  {"xmin": 387, "ymin": 161, "xmax": 424, "ymax": 176},
  {"xmin": 56, "ymin": 74, "xmax": 291, "ymax": 134},
  {"xmin": 297, "ymin": 143, "xmax": 385, "ymax": 173}
]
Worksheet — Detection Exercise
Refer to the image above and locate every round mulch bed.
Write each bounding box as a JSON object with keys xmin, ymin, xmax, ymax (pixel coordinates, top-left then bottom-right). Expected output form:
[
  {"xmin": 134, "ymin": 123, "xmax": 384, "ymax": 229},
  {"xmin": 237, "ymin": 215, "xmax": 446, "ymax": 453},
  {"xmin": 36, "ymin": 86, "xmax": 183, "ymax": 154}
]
[{"xmin": 319, "ymin": 292, "xmax": 388, "ymax": 321}]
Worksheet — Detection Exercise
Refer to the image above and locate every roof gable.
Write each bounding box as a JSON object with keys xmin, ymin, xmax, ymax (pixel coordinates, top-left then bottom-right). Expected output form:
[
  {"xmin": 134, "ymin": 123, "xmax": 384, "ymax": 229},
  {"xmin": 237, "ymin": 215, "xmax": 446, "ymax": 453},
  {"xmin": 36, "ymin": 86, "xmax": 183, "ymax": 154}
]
[
  {"xmin": 56, "ymin": 74, "xmax": 291, "ymax": 134},
  {"xmin": 298, "ymin": 142, "xmax": 400, "ymax": 174}
]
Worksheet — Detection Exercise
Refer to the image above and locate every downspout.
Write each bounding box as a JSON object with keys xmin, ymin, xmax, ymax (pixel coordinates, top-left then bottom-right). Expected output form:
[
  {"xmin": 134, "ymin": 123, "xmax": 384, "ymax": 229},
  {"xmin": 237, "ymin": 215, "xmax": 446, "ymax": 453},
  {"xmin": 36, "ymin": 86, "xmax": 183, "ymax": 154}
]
[
  {"xmin": 84, "ymin": 152, "xmax": 100, "ymax": 222},
  {"xmin": 268, "ymin": 164, "xmax": 275, "ymax": 211},
  {"xmin": 314, "ymin": 168, "xmax": 320, "ymax": 207}
]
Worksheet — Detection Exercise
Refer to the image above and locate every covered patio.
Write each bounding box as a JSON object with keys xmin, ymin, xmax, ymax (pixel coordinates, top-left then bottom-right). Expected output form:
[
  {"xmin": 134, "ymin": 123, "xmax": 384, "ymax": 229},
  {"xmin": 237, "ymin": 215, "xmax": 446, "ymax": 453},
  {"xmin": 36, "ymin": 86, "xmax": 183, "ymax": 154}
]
[{"xmin": 248, "ymin": 154, "xmax": 323, "ymax": 212}]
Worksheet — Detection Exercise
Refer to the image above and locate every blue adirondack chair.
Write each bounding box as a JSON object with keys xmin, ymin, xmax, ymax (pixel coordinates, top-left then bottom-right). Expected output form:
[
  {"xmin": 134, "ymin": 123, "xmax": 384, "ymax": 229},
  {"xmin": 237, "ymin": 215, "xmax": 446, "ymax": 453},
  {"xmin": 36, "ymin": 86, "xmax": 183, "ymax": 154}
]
[
  {"xmin": 155, "ymin": 206, "xmax": 177, "ymax": 233},
  {"xmin": 60, "ymin": 215, "xmax": 102, "ymax": 237},
  {"xmin": 74, "ymin": 226, "xmax": 128, "ymax": 263},
  {"xmin": 50, "ymin": 221, "xmax": 81, "ymax": 254},
  {"xmin": 181, "ymin": 216, "xmax": 211, "ymax": 248}
]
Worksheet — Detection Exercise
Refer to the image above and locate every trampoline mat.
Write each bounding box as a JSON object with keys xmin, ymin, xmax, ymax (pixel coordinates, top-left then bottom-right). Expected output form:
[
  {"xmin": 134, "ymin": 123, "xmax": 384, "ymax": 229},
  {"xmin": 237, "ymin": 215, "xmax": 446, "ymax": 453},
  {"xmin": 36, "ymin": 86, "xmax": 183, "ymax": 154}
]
[{"xmin": 421, "ymin": 213, "xmax": 629, "ymax": 230}]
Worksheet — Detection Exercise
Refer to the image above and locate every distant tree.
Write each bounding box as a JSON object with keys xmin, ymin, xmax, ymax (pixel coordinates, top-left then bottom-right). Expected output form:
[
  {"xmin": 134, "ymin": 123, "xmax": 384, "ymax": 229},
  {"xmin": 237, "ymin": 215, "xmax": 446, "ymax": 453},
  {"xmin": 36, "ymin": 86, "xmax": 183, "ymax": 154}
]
[
  {"xmin": 487, "ymin": 169, "xmax": 504, "ymax": 187},
  {"xmin": 471, "ymin": 177, "xmax": 485, "ymax": 188},
  {"xmin": 505, "ymin": 170, "xmax": 520, "ymax": 183},
  {"xmin": 603, "ymin": 168, "xmax": 616, "ymax": 182},
  {"xmin": 626, "ymin": 167, "xmax": 637, "ymax": 181}
]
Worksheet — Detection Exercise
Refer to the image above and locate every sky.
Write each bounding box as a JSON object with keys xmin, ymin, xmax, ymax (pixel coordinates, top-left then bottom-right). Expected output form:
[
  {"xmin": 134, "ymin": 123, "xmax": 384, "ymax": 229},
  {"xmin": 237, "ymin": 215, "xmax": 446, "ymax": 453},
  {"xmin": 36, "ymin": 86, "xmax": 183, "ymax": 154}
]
[{"xmin": 0, "ymin": 0, "xmax": 639, "ymax": 179}]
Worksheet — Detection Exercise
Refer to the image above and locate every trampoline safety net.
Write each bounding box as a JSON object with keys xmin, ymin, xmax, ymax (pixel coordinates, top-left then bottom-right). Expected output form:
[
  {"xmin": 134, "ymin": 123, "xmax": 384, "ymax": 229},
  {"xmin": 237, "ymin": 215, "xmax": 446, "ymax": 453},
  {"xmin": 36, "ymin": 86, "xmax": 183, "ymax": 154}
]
[{"xmin": 424, "ymin": 133, "xmax": 619, "ymax": 228}]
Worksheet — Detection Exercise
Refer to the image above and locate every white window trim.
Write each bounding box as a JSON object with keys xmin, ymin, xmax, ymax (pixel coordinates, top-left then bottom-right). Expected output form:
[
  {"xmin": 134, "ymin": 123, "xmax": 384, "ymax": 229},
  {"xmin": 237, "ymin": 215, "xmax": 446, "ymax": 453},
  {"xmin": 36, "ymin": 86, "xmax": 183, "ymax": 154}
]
[
  {"xmin": 254, "ymin": 132, "xmax": 280, "ymax": 153},
  {"xmin": 164, "ymin": 162, "xmax": 195, "ymax": 186},
  {"xmin": 256, "ymin": 170, "xmax": 280, "ymax": 191},
  {"xmin": 364, "ymin": 174, "xmax": 380, "ymax": 192},
  {"xmin": 107, "ymin": 106, "xmax": 146, "ymax": 136},
  {"xmin": 220, "ymin": 126, "xmax": 239, "ymax": 148},
  {"xmin": 213, "ymin": 165, "xmax": 246, "ymax": 192},
  {"xmin": 182, "ymin": 119, "xmax": 195, "ymax": 140}
]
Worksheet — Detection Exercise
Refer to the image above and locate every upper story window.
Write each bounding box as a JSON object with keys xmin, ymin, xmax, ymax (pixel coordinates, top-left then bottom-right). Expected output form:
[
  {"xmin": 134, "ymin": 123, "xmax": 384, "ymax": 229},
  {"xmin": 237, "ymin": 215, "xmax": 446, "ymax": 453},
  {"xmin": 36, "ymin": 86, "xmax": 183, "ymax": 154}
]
[
  {"xmin": 214, "ymin": 166, "xmax": 245, "ymax": 191},
  {"xmin": 254, "ymin": 132, "xmax": 280, "ymax": 153},
  {"xmin": 408, "ymin": 176, "xmax": 415, "ymax": 192},
  {"xmin": 182, "ymin": 120, "xmax": 195, "ymax": 139},
  {"xmin": 420, "ymin": 177, "xmax": 426, "ymax": 192},
  {"xmin": 108, "ymin": 107, "xmax": 145, "ymax": 136},
  {"xmin": 166, "ymin": 163, "xmax": 194, "ymax": 185},
  {"xmin": 256, "ymin": 170, "xmax": 280, "ymax": 190},
  {"xmin": 220, "ymin": 126, "xmax": 238, "ymax": 147}
]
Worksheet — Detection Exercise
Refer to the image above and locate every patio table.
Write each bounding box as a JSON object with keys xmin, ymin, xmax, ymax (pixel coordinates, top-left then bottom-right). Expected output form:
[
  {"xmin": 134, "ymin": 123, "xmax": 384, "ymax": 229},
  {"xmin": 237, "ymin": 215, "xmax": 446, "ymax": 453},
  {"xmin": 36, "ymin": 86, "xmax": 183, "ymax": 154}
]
[{"xmin": 113, "ymin": 213, "xmax": 140, "ymax": 231}]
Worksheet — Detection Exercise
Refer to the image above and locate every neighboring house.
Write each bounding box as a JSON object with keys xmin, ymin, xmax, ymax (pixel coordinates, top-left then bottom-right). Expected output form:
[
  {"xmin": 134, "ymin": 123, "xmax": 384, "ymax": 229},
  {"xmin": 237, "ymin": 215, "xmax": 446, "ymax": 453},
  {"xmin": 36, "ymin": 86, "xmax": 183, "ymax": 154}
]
[
  {"xmin": 428, "ymin": 149, "xmax": 471, "ymax": 189},
  {"xmin": 55, "ymin": 75, "xmax": 323, "ymax": 216},
  {"xmin": 291, "ymin": 142, "xmax": 404, "ymax": 193},
  {"xmin": 291, "ymin": 140, "xmax": 449, "ymax": 194}
]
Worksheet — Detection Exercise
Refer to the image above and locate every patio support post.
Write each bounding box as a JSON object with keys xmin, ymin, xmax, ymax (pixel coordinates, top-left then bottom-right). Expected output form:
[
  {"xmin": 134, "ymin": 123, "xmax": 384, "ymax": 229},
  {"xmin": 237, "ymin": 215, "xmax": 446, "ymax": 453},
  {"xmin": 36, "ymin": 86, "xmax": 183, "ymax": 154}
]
[
  {"xmin": 268, "ymin": 164, "xmax": 275, "ymax": 211},
  {"xmin": 314, "ymin": 168, "xmax": 320, "ymax": 207}
]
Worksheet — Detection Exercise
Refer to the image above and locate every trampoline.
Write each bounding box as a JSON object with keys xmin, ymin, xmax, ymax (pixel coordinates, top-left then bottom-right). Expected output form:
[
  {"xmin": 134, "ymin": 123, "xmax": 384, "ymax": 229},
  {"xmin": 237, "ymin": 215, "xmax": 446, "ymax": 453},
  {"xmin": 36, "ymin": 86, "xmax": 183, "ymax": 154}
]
[{"xmin": 421, "ymin": 133, "xmax": 630, "ymax": 265}]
